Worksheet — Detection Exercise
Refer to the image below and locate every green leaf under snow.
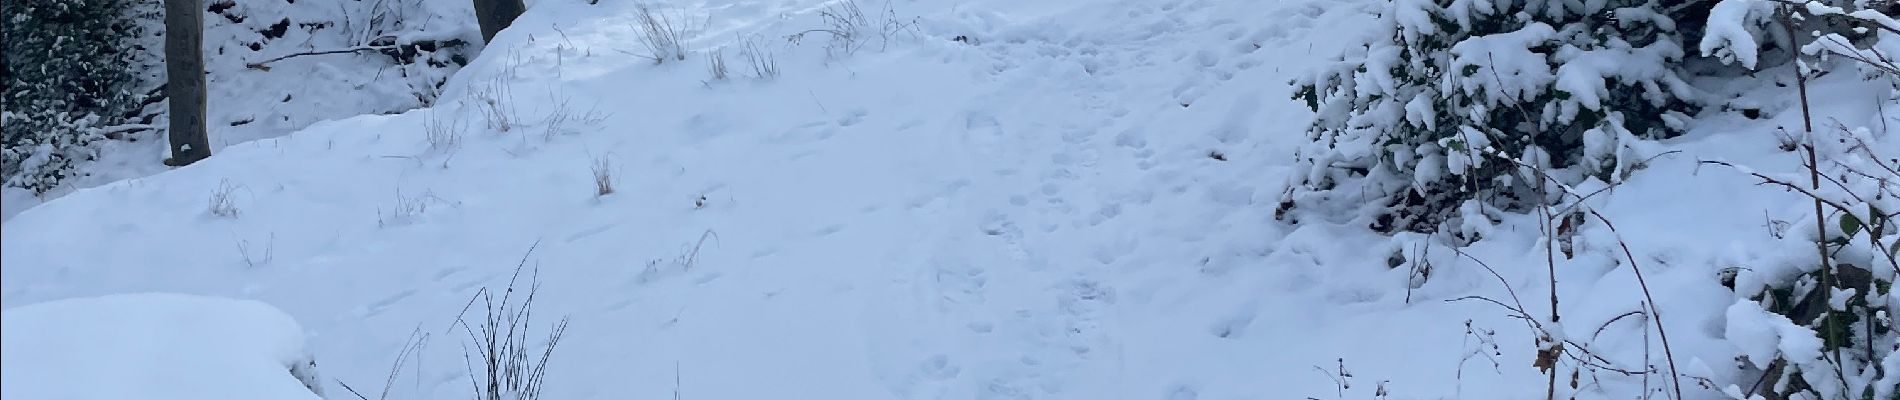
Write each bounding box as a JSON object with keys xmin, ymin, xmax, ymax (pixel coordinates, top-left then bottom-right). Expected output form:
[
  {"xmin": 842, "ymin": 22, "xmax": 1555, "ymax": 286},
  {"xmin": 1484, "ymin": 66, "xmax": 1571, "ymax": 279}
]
[{"xmin": 1841, "ymin": 213, "xmax": 1862, "ymax": 238}]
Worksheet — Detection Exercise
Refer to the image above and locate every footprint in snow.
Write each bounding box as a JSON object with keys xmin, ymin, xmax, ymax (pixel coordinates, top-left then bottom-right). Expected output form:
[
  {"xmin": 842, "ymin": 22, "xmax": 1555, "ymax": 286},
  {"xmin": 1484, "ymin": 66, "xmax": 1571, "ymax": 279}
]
[
  {"xmin": 962, "ymin": 112, "xmax": 1006, "ymax": 155},
  {"xmin": 918, "ymin": 354, "xmax": 961, "ymax": 380},
  {"xmin": 967, "ymin": 321, "xmax": 995, "ymax": 333},
  {"xmin": 771, "ymin": 121, "xmax": 837, "ymax": 145},
  {"xmin": 429, "ymin": 261, "xmax": 467, "ymax": 280},
  {"xmin": 1209, "ymin": 302, "xmax": 1258, "ymax": 339},
  {"xmin": 749, "ymin": 248, "xmax": 779, "ymax": 259},
  {"xmin": 603, "ymin": 298, "xmax": 636, "ymax": 311},
  {"xmin": 1194, "ymin": 49, "xmax": 1220, "ymax": 67},
  {"xmin": 565, "ymin": 223, "xmax": 616, "ymax": 243},
  {"xmin": 1085, "ymin": 203, "xmax": 1123, "ymax": 227},
  {"xmin": 1167, "ymin": 385, "xmax": 1199, "ymax": 400},
  {"xmin": 837, "ymin": 108, "xmax": 868, "ymax": 127},
  {"xmin": 692, "ymin": 271, "xmax": 722, "ymax": 285}
]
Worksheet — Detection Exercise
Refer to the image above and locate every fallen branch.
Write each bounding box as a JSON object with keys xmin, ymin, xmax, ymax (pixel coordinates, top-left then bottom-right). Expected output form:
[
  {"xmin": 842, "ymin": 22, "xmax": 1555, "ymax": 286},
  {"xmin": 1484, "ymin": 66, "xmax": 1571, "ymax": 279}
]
[{"xmin": 246, "ymin": 45, "xmax": 399, "ymax": 70}]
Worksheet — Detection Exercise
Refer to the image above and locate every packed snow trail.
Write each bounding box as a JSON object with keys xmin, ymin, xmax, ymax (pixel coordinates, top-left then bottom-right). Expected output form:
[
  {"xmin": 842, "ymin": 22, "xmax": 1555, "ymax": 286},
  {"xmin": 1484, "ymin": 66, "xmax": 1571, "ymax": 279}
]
[{"xmin": 8, "ymin": 0, "xmax": 1879, "ymax": 398}]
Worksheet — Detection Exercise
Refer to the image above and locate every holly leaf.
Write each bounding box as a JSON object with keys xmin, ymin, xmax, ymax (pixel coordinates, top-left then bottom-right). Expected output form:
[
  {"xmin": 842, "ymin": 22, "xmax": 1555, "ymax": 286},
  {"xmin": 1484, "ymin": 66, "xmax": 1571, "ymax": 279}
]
[{"xmin": 1841, "ymin": 213, "xmax": 1862, "ymax": 238}]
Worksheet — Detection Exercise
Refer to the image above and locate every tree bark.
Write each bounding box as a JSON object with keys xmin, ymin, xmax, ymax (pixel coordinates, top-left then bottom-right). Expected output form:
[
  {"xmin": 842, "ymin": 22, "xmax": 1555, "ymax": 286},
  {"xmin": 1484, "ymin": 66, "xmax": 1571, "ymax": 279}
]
[
  {"xmin": 163, "ymin": 0, "xmax": 210, "ymax": 166},
  {"xmin": 473, "ymin": 0, "xmax": 526, "ymax": 43}
]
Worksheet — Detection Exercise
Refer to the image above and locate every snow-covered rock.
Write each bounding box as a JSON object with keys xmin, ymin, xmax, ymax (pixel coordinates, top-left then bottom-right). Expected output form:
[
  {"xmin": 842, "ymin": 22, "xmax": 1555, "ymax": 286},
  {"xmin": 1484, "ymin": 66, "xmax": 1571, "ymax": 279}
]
[{"xmin": 1, "ymin": 293, "xmax": 322, "ymax": 400}]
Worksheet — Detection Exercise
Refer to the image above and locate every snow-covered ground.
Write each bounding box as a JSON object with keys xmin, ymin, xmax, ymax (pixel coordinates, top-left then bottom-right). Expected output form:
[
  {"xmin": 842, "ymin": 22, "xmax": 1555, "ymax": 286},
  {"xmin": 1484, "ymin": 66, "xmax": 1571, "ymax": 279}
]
[
  {"xmin": 3, "ymin": 0, "xmax": 1894, "ymax": 399},
  {"xmin": 1, "ymin": 293, "xmax": 323, "ymax": 400}
]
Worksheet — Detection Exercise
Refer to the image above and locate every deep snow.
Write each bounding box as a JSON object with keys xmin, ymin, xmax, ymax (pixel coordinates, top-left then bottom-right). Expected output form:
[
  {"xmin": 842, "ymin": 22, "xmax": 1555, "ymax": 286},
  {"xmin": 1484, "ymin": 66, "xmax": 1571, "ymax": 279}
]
[{"xmin": 2, "ymin": 0, "xmax": 1896, "ymax": 399}]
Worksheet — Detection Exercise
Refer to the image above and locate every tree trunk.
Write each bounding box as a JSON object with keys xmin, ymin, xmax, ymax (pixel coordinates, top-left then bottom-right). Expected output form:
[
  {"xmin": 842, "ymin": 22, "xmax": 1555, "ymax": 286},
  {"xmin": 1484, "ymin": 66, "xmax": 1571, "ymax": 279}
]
[
  {"xmin": 473, "ymin": 0, "xmax": 526, "ymax": 43},
  {"xmin": 163, "ymin": 0, "xmax": 210, "ymax": 167}
]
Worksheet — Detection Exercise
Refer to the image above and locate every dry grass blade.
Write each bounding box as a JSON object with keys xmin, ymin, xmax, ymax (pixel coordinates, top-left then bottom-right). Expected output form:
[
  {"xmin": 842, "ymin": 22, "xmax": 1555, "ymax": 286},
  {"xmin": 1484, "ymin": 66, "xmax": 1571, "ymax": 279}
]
[
  {"xmin": 452, "ymin": 242, "xmax": 571, "ymax": 400},
  {"xmin": 336, "ymin": 327, "xmax": 429, "ymax": 400},
  {"xmin": 706, "ymin": 47, "xmax": 729, "ymax": 81},
  {"xmin": 590, "ymin": 155, "xmax": 614, "ymax": 197},
  {"xmin": 739, "ymin": 35, "xmax": 778, "ymax": 79}
]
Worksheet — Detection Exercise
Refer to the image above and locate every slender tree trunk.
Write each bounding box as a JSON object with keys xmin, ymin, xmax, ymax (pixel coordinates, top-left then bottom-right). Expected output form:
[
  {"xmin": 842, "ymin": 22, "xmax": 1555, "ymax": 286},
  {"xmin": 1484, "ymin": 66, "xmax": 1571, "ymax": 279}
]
[
  {"xmin": 473, "ymin": 0, "xmax": 526, "ymax": 43},
  {"xmin": 163, "ymin": 0, "xmax": 210, "ymax": 166}
]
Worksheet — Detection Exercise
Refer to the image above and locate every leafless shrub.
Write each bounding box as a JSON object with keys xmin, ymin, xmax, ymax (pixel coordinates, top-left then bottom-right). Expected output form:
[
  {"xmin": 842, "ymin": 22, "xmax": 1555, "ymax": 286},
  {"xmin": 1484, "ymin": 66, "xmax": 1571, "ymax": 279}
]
[
  {"xmin": 453, "ymin": 243, "xmax": 569, "ymax": 400},
  {"xmin": 590, "ymin": 155, "xmax": 615, "ymax": 197},
  {"xmin": 1455, "ymin": 319, "xmax": 1503, "ymax": 392},
  {"xmin": 786, "ymin": 0, "xmax": 916, "ymax": 59},
  {"xmin": 378, "ymin": 189, "xmax": 446, "ymax": 228},
  {"xmin": 425, "ymin": 110, "xmax": 465, "ymax": 154},
  {"xmin": 535, "ymin": 95, "xmax": 609, "ymax": 142},
  {"xmin": 208, "ymin": 179, "xmax": 244, "ymax": 218},
  {"xmin": 471, "ymin": 77, "xmax": 519, "ymax": 132},
  {"xmin": 738, "ymin": 35, "xmax": 779, "ymax": 80},
  {"xmin": 632, "ymin": 3, "xmax": 694, "ymax": 64}
]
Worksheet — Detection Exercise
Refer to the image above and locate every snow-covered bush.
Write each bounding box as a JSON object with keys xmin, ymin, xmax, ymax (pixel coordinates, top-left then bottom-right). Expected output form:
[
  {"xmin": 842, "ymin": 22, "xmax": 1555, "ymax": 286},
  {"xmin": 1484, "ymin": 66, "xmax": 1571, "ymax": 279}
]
[
  {"xmin": 1282, "ymin": 0, "xmax": 1702, "ymax": 236},
  {"xmin": 1699, "ymin": 2, "xmax": 1900, "ymax": 398},
  {"xmin": 1, "ymin": 0, "xmax": 149, "ymax": 194},
  {"xmin": 1715, "ymin": 122, "xmax": 1899, "ymax": 399}
]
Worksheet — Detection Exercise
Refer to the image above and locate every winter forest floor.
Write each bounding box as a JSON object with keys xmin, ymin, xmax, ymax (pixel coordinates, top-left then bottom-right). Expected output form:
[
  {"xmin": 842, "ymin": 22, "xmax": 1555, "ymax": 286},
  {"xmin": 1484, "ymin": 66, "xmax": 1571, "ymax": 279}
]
[{"xmin": 4, "ymin": 0, "xmax": 1897, "ymax": 399}]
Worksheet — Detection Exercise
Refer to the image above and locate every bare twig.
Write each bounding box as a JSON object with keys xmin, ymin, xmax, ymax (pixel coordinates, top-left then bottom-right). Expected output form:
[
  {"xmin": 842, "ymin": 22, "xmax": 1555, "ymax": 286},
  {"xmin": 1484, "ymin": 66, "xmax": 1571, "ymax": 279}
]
[
  {"xmin": 1779, "ymin": 8, "xmax": 1853, "ymax": 392},
  {"xmin": 1581, "ymin": 209, "xmax": 1682, "ymax": 400}
]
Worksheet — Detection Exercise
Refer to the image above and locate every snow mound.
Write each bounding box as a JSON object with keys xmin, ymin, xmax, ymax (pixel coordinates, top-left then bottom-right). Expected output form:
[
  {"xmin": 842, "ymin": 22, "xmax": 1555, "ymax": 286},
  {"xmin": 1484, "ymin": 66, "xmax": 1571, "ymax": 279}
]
[{"xmin": 1, "ymin": 293, "xmax": 322, "ymax": 400}]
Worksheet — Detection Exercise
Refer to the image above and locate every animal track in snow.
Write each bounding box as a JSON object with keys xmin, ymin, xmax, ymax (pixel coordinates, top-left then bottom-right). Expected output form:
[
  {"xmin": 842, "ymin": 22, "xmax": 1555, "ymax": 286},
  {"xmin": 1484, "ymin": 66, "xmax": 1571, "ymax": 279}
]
[{"xmin": 361, "ymin": 289, "xmax": 416, "ymax": 317}]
